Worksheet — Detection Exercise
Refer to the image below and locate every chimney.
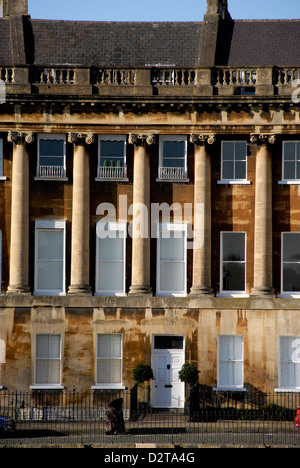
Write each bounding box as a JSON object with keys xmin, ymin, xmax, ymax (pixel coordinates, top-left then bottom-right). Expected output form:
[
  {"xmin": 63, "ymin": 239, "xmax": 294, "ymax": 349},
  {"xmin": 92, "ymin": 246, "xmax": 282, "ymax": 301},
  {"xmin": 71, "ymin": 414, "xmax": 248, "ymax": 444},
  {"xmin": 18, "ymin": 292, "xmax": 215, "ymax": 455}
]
[
  {"xmin": 2, "ymin": 0, "xmax": 28, "ymax": 16},
  {"xmin": 199, "ymin": 0, "xmax": 232, "ymax": 67},
  {"xmin": 206, "ymin": 0, "xmax": 231, "ymax": 20}
]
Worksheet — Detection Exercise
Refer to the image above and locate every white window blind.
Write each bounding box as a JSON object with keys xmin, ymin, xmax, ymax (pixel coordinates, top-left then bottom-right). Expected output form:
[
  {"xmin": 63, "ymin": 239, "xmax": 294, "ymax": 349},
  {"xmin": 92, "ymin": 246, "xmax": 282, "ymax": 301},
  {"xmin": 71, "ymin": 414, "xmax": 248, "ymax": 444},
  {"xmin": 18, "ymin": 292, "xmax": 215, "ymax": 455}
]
[
  {"xmin": 96, "ymin": 223, "xmax": 126, "ymax": 296},
  {"xmin": 96, "ymin": 334, "xmax": 122, "ymax": 386},
  {"xmin": 35, "ymin": 221, "xmax": 66, "ymax": 295},
  {"xmin": 35, "ymin": 334, "xmax": 61, "ymax": 386},
  {"xmin": 157, "ymin": 224, "xmax": 187, "ymax": 296},
  {"xmin": 279, "ymin": 336, "xmax": 300, "ymax": 390},
  {"xmin": 218, "ymin": 335, "xmax": 244, "ymax": 389}
]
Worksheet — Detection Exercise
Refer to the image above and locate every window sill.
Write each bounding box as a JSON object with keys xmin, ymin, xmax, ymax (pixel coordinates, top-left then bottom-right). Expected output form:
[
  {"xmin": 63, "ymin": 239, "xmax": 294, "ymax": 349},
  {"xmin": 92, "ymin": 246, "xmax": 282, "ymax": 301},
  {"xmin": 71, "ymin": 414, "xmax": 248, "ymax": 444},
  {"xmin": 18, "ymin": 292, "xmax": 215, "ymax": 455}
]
[
  {"xmin": 156, "ymin": 293, "xmax": 187, "ymax": 298},
  {"xmin": 156, "ymin": 178, "xmax": 190, "ymax": 183},
  {"xmin": 34, "ymin": 177, "xmax": 68, "ymax": 182},
  {"xmin": 92, "ymin": 386, "xmax": 126, "ymax": 391},
  {"xmin": 95, "ymin": 178, "xmax": 129, "ymax": 183},
  {"xmin": 277, "ymin": 294, "xmax": 300, "ymax": 299},
  {"xmin": 217, "ymin": 180, "xmax": 251, "ymax": 185},
  {"xmin": 278, "ymin": 180, "xmax": 300, "ymax": 185},
  {"xmin": 95, "ymin": 293, "xmax": 127, "ymax": 297},
  {"xmin": 33, "ymin": 292, "xmax": 66, "ymax": 297},
  {"xmin": 30, "ymin": 385, "xmax": 65, "ymax": 391},
  {"xmin": 0, "ymin": 177, "xmax": 8, "ymax": 181},
  {"xmin": 275, "ymin": 388, "xmax": 300, "ymax": 393},
  {"xmin": 213, "ymin": 387, "xmax": 247, "ymax": 392},
  {"xmin": 217, "ymin": 293, "xmax": 249, "ymax": 298}
]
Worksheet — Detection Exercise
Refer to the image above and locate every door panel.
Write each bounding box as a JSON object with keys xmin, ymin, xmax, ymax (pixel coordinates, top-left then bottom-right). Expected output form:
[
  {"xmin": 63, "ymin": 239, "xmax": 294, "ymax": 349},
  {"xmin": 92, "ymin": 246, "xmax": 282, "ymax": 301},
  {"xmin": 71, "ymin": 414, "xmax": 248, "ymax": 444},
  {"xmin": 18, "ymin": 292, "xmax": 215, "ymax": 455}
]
[{"xmin": 151, "ymin": 342, "xmax": 185, "ymax": 408}]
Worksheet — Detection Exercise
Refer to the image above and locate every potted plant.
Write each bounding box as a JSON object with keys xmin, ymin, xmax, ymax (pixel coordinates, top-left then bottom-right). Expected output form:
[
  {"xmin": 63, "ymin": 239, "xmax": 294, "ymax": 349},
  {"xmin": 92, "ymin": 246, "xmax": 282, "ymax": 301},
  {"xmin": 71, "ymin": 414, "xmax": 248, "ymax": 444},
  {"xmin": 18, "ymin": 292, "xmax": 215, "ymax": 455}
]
[
  {"xmin": 179, "ymin": 363, "xmax": 200, "ymax": 415},
  {"xmin": 132, "ymin": 364, "xmax": 154, "ymax": 414}
]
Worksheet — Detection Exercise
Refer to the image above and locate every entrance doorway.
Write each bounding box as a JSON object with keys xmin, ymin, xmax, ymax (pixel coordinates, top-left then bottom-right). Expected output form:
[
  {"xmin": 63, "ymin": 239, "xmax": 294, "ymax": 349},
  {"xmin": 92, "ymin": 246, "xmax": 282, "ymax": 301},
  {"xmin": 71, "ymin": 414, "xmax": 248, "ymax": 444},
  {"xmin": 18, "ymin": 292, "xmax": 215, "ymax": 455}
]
[{"xmin": 151, "ymin": 335, "xmax": 185, "ymax": 409}]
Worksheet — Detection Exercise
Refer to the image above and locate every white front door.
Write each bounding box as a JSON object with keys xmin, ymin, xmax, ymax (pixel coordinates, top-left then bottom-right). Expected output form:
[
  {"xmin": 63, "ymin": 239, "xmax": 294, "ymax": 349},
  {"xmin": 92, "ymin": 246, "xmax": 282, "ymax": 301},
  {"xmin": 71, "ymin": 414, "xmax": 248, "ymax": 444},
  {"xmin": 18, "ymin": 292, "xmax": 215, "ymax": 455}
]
[{"xmin": 151, "ymin": 336, "xmax": 185, "ymax": 409}]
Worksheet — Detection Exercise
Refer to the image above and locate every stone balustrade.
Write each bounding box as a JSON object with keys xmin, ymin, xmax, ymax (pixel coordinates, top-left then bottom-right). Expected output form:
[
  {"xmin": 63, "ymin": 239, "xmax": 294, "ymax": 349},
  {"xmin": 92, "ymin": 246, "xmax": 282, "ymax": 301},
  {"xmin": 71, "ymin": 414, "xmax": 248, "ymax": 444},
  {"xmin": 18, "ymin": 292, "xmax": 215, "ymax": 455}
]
[{"xmin": 0, "ymin": 65, "xmax": 298, "ymax": 99}]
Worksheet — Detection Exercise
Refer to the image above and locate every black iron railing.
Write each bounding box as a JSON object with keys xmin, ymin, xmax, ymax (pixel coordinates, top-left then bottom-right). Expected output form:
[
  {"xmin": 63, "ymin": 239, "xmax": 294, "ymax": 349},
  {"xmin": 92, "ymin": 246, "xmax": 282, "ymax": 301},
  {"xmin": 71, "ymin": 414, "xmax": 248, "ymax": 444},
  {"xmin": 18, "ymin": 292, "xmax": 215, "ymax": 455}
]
[{"xmin": 0, "ymin": 388, "xmax": 300, "ymax": 446}]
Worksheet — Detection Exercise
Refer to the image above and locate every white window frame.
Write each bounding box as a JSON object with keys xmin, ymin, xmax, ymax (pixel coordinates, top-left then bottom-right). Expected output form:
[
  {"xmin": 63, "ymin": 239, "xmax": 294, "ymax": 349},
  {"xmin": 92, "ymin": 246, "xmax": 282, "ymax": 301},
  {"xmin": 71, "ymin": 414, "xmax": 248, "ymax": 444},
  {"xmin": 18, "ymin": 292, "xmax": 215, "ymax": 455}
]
[
  {"xmin": 95, "ymin": 221, "xmax": 126, "ymax": 296},
  {"xmin": 0, "ymin": 138, "xmax": 6, "ymax": 181},
  {"xmin": 156, "ymin": 222, "xmax": 187, "ymax": 297},
  {"xmin": 219, "ymin": 232, "xmax": 247, "ymax": 297},
  {"xmin": 96, "ymin": 135, "xmax": 128, "ymax": 181},
  {"xmin": 93, "ymin": 334, "xmax": 124, "ymax": 390},
  {"xmin": 277, "ymin": 336, "xmax": 300, "ymax": 392},
  {"xmin": 34, "ymin": 220, "xmax": 66, "ymax": 296},
  {"xmin": 218, "ymin": 141, "xmax": 250, "ymax": 185},
  {"xmin": 158, "ymin": 135, "xmax": 189, "ymax": 182},
  {"xmin": 279, "ymin": 141, "xmax": 300, "ymax": 185},
  {"xmin": 216, "ymin": 335, "xmax": 245, "ymax": 391},
  {"xmin": 36, "ymin": 134, "xmax": 67, "ymax": 180},
  {"xmin": 32, "ymin": 334, "xmax": 63, "ymax": 390},
  {"xmin": 280, "ymin": 232, "xmax": 300, "ymax": 297}
]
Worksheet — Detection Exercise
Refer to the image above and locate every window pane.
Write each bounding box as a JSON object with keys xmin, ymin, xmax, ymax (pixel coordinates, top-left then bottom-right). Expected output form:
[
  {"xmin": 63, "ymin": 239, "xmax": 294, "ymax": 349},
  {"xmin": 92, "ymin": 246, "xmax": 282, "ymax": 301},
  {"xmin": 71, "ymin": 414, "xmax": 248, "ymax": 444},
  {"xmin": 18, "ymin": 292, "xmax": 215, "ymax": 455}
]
[
  {"xmin": 98, "ymin": 335, "xmax": 122, "ymax": 359},
  {"xmin": 160, "ymin": 231, "xmax": 185, "ymax": 261},
  {"xmin": 222, "ymin": 161, "xmax": 234, "ymax": 179},
  {"xmin": 38, "ymin": 231, "xmax": 64, "ymax": 260},
  {"xmin": 154, "ymin": 336, "xmax": 184, "ymax": 350},
  {"xmin": 37, "ymin": 261, "xmax": 63, "ymax": 291},
  {"xmin": 222, "ymin": 233, "xmax": 245, "ymax": 262},
  {"xmin": 235, "ymin": 161, "xmax": 246, "ymax": 179},
  {"xmin": 223, "ymin": 262, "xmax": 245, "ymax": 291},
  {"xmin": 284, "ymin": 142, "xmax": 296, "ymax": 161},
  {"xmin": 98, "ymin": 261, "xmax": 124, "ymax": 292},
  {"xmin": 283, "ymin": 234, "xmax": 300, "ymax": 262},
  {"xmin": 235, "ymin": 142, "xmax": 247, "ymax": 161},
  {"xmin": 97, "ymin": 360, "xmax": 121, "ymax": 384},
  {"xmin": 40, "ymin": 156, "xmax": 64, "ymax": 167},
  {"xmin": 162, "ymin": 158, "xmax": 185, "ymax": 168},
  {"xmin": 98, "ymin": 235, "xmax": 124, "ymax": 261},
  {"xmin": 283, "ymin": 264, "xmax": 300, "ymax": 292},
  {"xmin": 163, "ymin": 141, "xmax": 185, "ymax": 158},
  {"xmin": 223, "ymin": 142, "xmax": 234, "ymax": 161},
  {"xmin": 40, "ymin": 139, "xmax": 64, "ymax": 157},
  {"xmin": 160, "ymin": 262, "xmax": 185, "ymax": 292},
  {"xmin": 100, "ymin": 140, "xmax": 124, "ymax": 158},
  {"xmin": 284, "ymin": 161, "xmax": 296, "ymax": 180}
]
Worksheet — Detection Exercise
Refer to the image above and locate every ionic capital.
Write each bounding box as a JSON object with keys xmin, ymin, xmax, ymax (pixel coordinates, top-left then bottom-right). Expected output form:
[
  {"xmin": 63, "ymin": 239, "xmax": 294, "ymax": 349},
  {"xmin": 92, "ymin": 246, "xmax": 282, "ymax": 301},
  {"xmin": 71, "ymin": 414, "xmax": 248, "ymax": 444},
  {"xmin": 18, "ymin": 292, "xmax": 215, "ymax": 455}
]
[
  {"xmin": 68, "ymin": 133, "xmax": 95, "ymax": 145},
  {"xmin": 190, "ymin": 134, "xmax": 216, "ymax": 146},
  {"xmin": 128, "ymin": 133, "xmax": 156, "ymax": 146},
  {"xmin": 8, "ymin": 131, "xmax": 34, "ymax": 144},
  {"xmin": 250, "ymin": 134, "xmax": 276, "ymax": 145}
]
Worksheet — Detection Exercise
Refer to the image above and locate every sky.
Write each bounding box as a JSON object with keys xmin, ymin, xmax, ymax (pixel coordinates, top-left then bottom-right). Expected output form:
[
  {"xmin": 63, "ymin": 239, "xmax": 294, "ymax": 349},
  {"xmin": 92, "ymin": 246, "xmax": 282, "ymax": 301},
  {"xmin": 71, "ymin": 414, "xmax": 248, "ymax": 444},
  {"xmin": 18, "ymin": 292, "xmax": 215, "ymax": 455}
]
[{"xmin": 28, "ymin": 0, "xmax": 300, "ymax": 22}]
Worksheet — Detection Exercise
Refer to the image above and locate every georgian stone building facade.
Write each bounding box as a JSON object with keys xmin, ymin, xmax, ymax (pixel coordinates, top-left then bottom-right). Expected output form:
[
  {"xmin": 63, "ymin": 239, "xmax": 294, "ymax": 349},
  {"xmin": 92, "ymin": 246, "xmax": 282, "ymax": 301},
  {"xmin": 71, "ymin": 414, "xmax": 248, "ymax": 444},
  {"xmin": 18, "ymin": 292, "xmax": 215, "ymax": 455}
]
[{"xmin": 0, "ymin": 0, "xmax": 300, "ymax": 406}]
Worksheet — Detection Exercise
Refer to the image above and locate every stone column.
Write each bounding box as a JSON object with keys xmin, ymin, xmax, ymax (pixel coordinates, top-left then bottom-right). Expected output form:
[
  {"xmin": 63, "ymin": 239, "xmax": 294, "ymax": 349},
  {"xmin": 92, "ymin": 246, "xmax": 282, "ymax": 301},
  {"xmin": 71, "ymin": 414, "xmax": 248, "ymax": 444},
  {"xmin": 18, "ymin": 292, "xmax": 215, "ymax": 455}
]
[
  {"xmin": 251, "ymin": 134, "xmax": 276, "ymax": 297},
  {"xmin": 68, "ymin": 133, "xmax": 94, "ymax": 295},
  {"xmin": 190, "ymin": 134, "xmax": 215, "ymax": 296},
  {"xmin": 128, "ymin": 133, "xmax": 155, "ymax": 295},
  {"xmin": 7, "ymin": 131, "xmax": 34, "ymax": 295}
]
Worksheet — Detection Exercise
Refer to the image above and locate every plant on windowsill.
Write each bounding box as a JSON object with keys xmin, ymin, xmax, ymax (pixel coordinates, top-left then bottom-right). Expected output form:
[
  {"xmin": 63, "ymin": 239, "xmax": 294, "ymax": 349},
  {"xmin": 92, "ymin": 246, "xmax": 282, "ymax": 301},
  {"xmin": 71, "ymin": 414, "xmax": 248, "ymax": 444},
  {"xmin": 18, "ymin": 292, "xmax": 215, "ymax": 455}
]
[
  {"xmin": 179, "ymin": 363, "xmax": 200, "ymax": 416},
  {"xmin": 132, "ymin": 364, "xmax": 154, "ymax": 415}
]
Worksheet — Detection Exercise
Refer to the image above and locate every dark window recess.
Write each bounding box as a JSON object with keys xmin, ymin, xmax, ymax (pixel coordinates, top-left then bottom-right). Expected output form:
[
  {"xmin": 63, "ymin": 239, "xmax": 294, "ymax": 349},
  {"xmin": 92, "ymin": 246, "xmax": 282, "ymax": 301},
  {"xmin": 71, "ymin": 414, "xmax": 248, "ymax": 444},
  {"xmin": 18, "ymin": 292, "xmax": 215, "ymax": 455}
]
[
  {"xmin": 154, "ymin": 336, "xmax": 184, "ymax": 350},
  {"xmin": 234, "ymin": 87, "xmax": 256, "ymax": 96}
]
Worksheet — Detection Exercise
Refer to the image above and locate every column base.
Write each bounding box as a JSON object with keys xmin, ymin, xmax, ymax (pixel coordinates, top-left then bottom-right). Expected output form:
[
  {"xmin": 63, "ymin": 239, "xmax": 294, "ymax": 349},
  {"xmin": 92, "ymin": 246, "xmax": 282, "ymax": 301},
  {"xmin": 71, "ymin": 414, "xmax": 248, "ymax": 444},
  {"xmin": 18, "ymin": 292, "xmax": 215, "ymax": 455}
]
[
  {"xmin": 128, "ymin": 285, "xmax": 153, "ymax": 296},
  {"xmin": 190, "ymin": 285, "xmax": 214, "ymax": 297},
  {"xmin": 6, "ymin": 285, "xmax": 31, "ymax": 295},
  {"xmin": 250, "ymin": 286, "xmax": 275, "ymax": 297},
  {"xmin": 68, "ymin": 284, "xmax": 92, "ymax": 296}
]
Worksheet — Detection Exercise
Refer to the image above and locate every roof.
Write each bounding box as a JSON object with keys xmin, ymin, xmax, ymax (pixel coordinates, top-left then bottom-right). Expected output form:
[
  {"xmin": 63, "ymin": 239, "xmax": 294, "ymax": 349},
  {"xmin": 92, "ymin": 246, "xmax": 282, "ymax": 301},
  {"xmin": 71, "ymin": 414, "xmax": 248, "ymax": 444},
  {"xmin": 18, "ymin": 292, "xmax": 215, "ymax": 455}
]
[
  {"xmin": 0, "ymin": 17, "xmax": 299, "ymax": 68},
  {"xmin": 217, "ymin": 20, "xmax": 300, "ymax": 66},
  {"xmin": 0, "ymin": 19, "xmax": 12, "ymax": 64},
  {"xmin": 30, "ymin": 20, "xmax": 203, "ymax": 67}
]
